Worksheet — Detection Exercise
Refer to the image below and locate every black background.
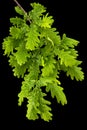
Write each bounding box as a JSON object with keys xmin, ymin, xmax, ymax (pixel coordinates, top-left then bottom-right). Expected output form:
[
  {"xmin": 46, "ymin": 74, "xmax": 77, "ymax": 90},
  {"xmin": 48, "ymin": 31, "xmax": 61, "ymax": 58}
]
[{"xmin": 0, "ymin": 0, "xmax": 86, "ymax": 129}]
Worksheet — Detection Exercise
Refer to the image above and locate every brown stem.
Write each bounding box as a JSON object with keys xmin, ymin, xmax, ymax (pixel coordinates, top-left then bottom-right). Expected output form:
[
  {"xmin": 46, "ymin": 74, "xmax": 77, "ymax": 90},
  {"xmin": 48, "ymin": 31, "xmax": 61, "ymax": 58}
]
[{"xmin": 13, "ymin": 0, "xmax": 31, "ymax": 23}]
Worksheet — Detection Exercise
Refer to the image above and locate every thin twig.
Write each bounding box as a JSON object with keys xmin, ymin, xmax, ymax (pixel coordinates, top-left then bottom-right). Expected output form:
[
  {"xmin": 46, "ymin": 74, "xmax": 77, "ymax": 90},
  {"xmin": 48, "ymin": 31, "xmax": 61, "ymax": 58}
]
[
  {"xmin": 13, "ymin": 0, "xmax": 31, "ymax": 23},
  {"xmin": 14, "ymin": 0, "xmax": 27, "ymax": 14}
]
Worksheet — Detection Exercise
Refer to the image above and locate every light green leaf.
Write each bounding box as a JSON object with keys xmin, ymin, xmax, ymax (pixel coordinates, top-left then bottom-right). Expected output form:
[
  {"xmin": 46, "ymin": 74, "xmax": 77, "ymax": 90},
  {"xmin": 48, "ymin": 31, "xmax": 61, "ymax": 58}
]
[
  {"xmin": 10, "ymin": 26, "xmax": 22, "ymax": 39},
  {"xmin": 40, "ymin": 28, "xmax": 60, "ymax": 45},
  {"xmin": 10, "ymin": 17, "xmax": 24, "ymax": 26},
  {"xmin": 42, "ymin": 57, "xmax": 56, "ymax": 77},
  {"xmin": 46, "ymin": 83, "xmax": 67, "ymax": 105},
  {"xmin": 66, "ymin": 66, "xmax": 84, "ymax": 81},
  {"xmin": 14, "ymin": 43, "xmax": 29, "ymax": 65},
  {"xmin": 18, "ymin": 77, "xmax": 36, "ymax": 105},
  {"xmin": 25, "ymin": 25, "xmax": 40, "ymax": 50},
  {"xmin": 62, "ymin": 34, "xmax": 79, "ymax": 48},
  {"xmin": 15, "ymin": 6, "xmax": 25, "ymax": 15},
  {"xmin": 2, "ymin": 37, "xmax": 14, "ymax": 56},
  {"xmin": 58, "ymin": 49, "xmax": 77, "ymax": 67},
  {"xmin": 29, "ymin": 2, "xmax": 46, "ymax": 21},
  {"xmin": 26, "ymin": 99, "xmax": 40, "ymax": 120},
  {"xmin": 26, "ymin": 87, "xmax": 52, "ymax": 121},
  {"xmin": 40, "ymin": 14, "xmax": 54, "ymax": 28},
  {"xmin": 9, "ymin": 55, "xmax": 29, "ymax": 78},
  {"xmin": 38, "ymin": 77, "xmax": 61, "ymax": 86}
]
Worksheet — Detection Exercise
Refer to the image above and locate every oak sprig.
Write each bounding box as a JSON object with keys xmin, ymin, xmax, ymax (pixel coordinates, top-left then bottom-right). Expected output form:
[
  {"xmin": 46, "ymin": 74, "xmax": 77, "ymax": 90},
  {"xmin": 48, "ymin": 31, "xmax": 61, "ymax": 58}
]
[{"xmin": 2, "ymin": 2, "xmax": 84, "ymax": 121}]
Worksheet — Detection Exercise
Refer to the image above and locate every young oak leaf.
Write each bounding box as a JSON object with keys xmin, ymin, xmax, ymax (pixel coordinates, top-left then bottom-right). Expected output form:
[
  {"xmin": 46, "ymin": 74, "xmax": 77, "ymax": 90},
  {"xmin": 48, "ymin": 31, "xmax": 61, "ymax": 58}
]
[
  {"xmin": 29, "ymin": 2, "xmax": 46, "ymax": 20},
  {"xmin": 39, "ymin": 98, "xmax": 52, "ymax": 122},
  {"xmin": 14, "ymin": 43, "xmax": 30, "ymax": 66},
  {"xmin": 18, "ymin": 78, "xmax": 36, "ymax": 106},
  {"xmin": 15, "ymin": 6, "xmax": 25, "ymax": 16},
  {"xmin": 2, "ymin": 37, "xmax": 14, "ymax": 56},
  {"xmin": 26, "ymin": 99, "xmax": 40, "ymax": 120},
  {"xmin": 66, "ymin": 66, "xmax": 84, "ymax": 81},
  {"xmin": 40, "ymin": 28, "xmax": 60, "ymax": 46},
  {"xmin": 9, "ymin": 55, "xmax": 29, "ymax": 78},
  {"xmin": 26, "ymin": 87, "xmax": 52, "ymax": 121},
  {"xmin": 10, "ymin": 17, "xmax": 25, "ymax": 27},
  {"xmin": 62, "ymin": 34, "xmax": 79, "ymax": 48},
  {"xmin": 40, "ymin": 14, "xmax": 54, "ymax": 28},
  {"xmin": 58, "ymin": 49, "xmax": 77, "ymax": 67},
  {"xmin": 46, "ymin": 83, "xmax": 67, "ymax": 105},
  {"xmin": 42, "ymin": 57, "xmax": 56, "ymax": 77},
  {"xmin": 25, "ymin": 25, "xmax": 40, "ymax": 50},
  {"xmin": 36, "ymin": 88, "xmax": 52, "ymax": 121}
]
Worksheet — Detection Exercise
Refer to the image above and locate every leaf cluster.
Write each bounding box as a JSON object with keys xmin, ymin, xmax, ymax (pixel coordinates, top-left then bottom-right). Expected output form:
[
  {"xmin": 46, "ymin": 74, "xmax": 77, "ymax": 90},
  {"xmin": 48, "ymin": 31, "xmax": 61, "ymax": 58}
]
[{"xmin": 2, "ymin": 2, "xmax": 84, "ymax": 121}]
